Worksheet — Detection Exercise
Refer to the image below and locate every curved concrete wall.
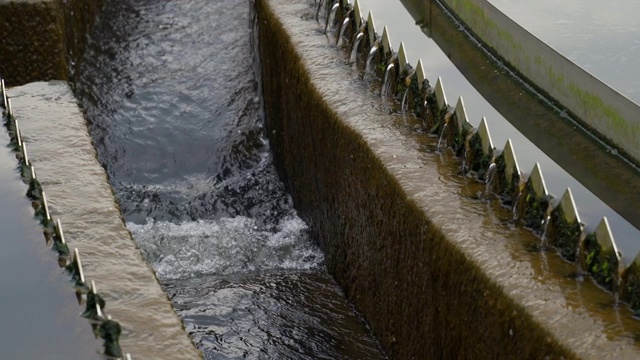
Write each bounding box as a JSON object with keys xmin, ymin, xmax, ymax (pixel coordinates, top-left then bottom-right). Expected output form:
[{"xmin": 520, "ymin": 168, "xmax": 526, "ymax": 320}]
[
  {"xmin": 0, "ymin": 0, "xmax": 103, "ymax": 86},
  {"xmin": 257, "ymin": 0, "xmax": 640, "ymax": 358},
  {"xmin": 437, "ymin": 0, "xmax": 640, "ymax": 165}
]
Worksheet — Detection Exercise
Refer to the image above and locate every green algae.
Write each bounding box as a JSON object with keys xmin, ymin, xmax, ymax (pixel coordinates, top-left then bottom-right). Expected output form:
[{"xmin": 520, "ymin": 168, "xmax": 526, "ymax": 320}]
[
  {"xmin": 583, "ymin": 233, "xmax": 618, "ymax": 291},
  {"xmin": 547, "ymin": 206, "xmax": 581, "ymax": 262},
  {"xmin": 622, "ymin": 264, "xmax": 640, "ymax": 314},
  {"xmin": 467, "ymin": 131, "xmax": 493, "ymax": 179},
  {"xmin": 426, "ymin": 90, "xmax": 446, "ymax": 135},
  {"xmin": 520, "ymin": 178, "xmax": 550, "ymax": 233},
  {"xmin": 493, "ymin": 153, "xmax": 520, "ymax": 205}
]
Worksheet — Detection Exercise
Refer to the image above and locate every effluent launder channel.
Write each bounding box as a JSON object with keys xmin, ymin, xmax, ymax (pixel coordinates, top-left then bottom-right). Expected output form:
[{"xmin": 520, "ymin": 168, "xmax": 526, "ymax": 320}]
[
  {"xmin": 73, "ymin": 0, "xmax": 386, "ymax": 358},
  {"xmin": 4, "ymin": 0, "xmax": 636, "ymax": 357}
]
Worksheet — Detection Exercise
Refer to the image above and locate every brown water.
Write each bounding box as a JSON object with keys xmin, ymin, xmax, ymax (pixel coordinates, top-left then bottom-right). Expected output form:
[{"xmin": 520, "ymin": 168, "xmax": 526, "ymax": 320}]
[
  {"xmin": 0, "ymin": 123, "xmax": 101, "ymax": 359},
  {"xmin": 357, "ymin": 0, "xmax": 640, "ymax": 266},
  {"xmin": 73, "ymin": 0, "xmax": 387, "ymax": 358},
  {"xmin": 297, "ymin": 0, "xmax": 640, "ymax": 355}
]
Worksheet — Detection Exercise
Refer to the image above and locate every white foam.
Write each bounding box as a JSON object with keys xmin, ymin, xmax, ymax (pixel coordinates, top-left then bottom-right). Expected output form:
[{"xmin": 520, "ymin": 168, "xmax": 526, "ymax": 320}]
[{"xmin": 127, "ymin": 214, "xmax": 324, "ymax": 280}]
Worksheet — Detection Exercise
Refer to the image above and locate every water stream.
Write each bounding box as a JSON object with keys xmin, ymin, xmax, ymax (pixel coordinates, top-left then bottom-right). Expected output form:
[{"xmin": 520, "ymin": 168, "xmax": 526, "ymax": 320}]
[
  {"xmin": 74, "ymin": 0, "xmax": 385, "ymax": 358},
  {"xmin": 488, "ymin": 0, "xmax": 640, "ymax": 104}
]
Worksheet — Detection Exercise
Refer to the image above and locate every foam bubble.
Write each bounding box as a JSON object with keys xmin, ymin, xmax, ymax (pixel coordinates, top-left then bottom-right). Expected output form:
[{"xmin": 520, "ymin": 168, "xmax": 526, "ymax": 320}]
[{"xmin": 127, "ymin": 214, "xmax": 324, "ymax": 280}]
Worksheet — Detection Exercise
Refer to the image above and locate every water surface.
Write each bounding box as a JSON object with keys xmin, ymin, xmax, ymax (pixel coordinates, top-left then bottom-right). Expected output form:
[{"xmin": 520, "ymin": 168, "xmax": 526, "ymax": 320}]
[
  {"xmin": 0, "ymin": 126, "xmax": 100, "ymax": 359},
  {"xmin": 75, "ymin": 0, "xmax": 386, "ymax": 358},
  {"xmin": 489, "ymin": 0, "xmax": 640, "ymax": 104},
  {"xmin": 357, "ymin": 0, "xmax": 640, "ymax": 264}
]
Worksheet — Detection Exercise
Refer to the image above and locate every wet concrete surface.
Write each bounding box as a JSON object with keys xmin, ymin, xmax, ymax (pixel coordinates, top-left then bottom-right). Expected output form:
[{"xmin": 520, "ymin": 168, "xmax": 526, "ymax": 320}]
[
  {"xmin": 9, "ymin": 81, "xmax": 202, "ymax": 359},
  {"xmin": 359, "ymin": 0, "xmax": 640, "ymax": 265},
  {"xmin": 258, "ymin": 0, "xmax": 640, "ymax": 358}
]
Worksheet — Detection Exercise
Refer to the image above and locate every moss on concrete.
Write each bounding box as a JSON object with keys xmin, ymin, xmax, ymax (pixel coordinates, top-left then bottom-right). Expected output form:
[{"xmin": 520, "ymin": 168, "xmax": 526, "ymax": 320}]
[
  {"xmin": 467, "ymin": 131, "xmax": 492, "ymax": 178},
  {"xmin": 547, "ymin": 206, "xmax": 581, "ymax": 262},
  {"xmin": 0, "ymin": 0, "xmax": 104, "ymax": 86},
  {"xmin": 583, "ymin": 233, "xmax": 618, "ymax": 291},
  {"xmin": 622, "ymin": 264, "xmax": 640, "ymax": 314},
  {"xmin": 257, "ymin": 1, "xmax": 575, "ymax": 358},
  {"xmin": 493, "ymin": 153, "xmax": 520, "ymax": 206},
  {"xmin": 517, "ymin": 180, "xmax": 550, "ymax": 233}
]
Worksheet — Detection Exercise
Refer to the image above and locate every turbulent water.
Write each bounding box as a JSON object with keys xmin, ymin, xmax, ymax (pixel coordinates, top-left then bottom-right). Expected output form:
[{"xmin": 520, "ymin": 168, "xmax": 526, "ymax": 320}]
[{"xmin": 75, "ymin": 0, "xmax": 385, "ymax": 358}]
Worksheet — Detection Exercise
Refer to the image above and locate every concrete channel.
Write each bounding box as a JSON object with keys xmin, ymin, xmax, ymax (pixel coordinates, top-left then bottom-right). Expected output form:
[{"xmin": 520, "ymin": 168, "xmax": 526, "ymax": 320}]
[
  {"xmin": 1, "ymin": 1, "xmax": 202, "ymax": 358},
  {"xmin": 0, "ymin": 116, "xmax": 102, "ymax": 359},
  {"xmin": 258, "ymin": 0, "xmax": 640, "ymax": 358},
  {"xmin": 3, "ymin": 82, "xmax": 202, "ymax": 359},
  {"xmin": 2, "ymin": 0, "xmax": 640, "ymax": 358}
]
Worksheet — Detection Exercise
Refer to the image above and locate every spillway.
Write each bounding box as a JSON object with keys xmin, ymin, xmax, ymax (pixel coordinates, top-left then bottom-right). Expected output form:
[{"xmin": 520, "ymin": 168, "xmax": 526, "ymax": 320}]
[{"xmin": 1, "ymin": 0, "xmax": 639, "ymax": 358}]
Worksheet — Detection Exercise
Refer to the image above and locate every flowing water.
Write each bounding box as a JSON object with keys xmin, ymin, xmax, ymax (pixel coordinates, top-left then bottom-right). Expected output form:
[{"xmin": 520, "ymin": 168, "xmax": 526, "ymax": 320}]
[
  {"xmin": 361, "ymin": 0, "xmax": 640, "ymax": 265},
  {"xmin": 74, "ymin": 0, "xmax": 385, "ymax": 358}
]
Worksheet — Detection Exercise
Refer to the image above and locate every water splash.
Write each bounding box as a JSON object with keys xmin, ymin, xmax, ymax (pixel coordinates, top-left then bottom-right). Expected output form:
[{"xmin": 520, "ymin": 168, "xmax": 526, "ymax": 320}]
[
  {"xmin": 315, "ymin": 0, "xmax": 326, "ymax": 22},
  {"xmin": 436, "ymin": 123, "xmax": 448, "ymax": 151},
  {"xmin": 349, "ymin": 32, "xmax": 364, "ymax": 64},
  {"xmin": 324, "ymin": 2, "xmax": 339, "ymax": 34},
  {"xmin": 381, "ymin": 63, "xmax": 395, "ymax": 98},
  {"xmin": 128, "ymin": 215, "xmax": 324, "ymax": 280},
  {"xmin": 512, "ymin": 192, "xmax": 522, "ymax": 221},
  {"xmin": 462, "ymin": 148, "xmax": 471, "ymax": 173},
  {"xmin": 364, "ymin": 44, "xmax": 379, "ymax": 78},
  {"xmin": 485, "ymin": 162, "xmax": 497, "ymax": 196},
  {"xmin": 336, "ymin": 16, "xmax": 351, "ymax": 47},
  {"xmin": 401, "ymin": 88, "xmax": 409, "ymax": 112},
  {"xmin": 539, "ymin": 215, "xmax": 551, "ymax": 249}
]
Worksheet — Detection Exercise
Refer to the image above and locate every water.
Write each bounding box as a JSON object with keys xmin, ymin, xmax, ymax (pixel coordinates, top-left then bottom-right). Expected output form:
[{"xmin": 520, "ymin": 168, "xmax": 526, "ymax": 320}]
[
  {"xmin": 337, "ymin": 17, "xmax": 350, "ymax": 47},
  {"xmin": 350, "ymin": 32, "xmax": 365, "ymax": 64},
  {"xmin": 74, "ymin": 0, "xmax": 386, "ymax": 358},
  {"xmin": 128, "ymin": 215, "xmax": 321, "ymax": 280},
  {"xmin": 164, "ymin": 272, "xmax": 383, "ymax": 359},
  {"xmin": 325, "ymin": 2, "xmax": 339, "ymax": 34},
  {"xmin": 381, "ymin": 63, "xmax": 395, "ymax": 97},
  {"xmin": 358, "ymin": 0, "xmax": 640, "ymax": 265},
  {"xmin": 488, "ymin": 0, "xmax": 640, "ymax": 104},
  {"xmin": 0, "ymin": 122, "xmax": 101, "ymax": 359},
  {"xmin": 436, "ymin": 122, "xmax": 448, "ymax": 150},
  {"xmin": 364, "ymin": 44, "xmax": 379, "ymax": 77}
]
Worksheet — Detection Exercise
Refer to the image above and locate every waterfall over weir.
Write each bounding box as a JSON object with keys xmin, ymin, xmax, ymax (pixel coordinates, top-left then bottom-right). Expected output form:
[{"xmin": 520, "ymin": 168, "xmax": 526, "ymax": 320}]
[
  {"xmin": 258, "ymin": 0, "xmax": 640, "ymax": 358},
  {"xmin": 73, "ymin": 0, "xmax": 386, "ymax": 358},
  {"xmin": 3, "ymin": 0, "xmax": 640, "ymax": 358}
]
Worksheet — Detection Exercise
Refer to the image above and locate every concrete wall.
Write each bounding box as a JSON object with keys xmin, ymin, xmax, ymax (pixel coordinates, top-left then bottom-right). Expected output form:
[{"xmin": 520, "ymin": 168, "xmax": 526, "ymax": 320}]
[
  {"xmin": 6, "ymin": 81, "xmax": 202, "ymax": 359},
  {"xmin": 439, "ymin": 0, "xmax": 640, "ymax": 165},
  {"xmin": 256, "ymin": 0, "xmax": 640, "ymax": 358},
  {"xmin": 0, "ymin": 0, "xmax": 104, "ymax": 86}
]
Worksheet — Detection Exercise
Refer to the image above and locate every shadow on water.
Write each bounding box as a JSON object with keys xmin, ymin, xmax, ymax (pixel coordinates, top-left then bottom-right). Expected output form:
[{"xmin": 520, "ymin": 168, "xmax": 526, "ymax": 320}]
[{"xmin": 74, "ymin": 0, "xmax": 386, "ymax": 358}]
